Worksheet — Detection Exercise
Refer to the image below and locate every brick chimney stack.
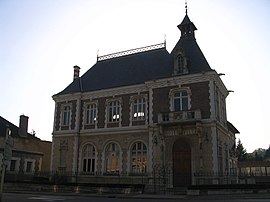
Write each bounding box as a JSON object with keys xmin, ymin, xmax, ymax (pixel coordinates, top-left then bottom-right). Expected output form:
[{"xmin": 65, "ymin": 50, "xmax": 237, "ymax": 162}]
[
  {"xmin": 19, "ymin": 115, "xmax": 28, "ymax": 137},
  {"xmin": 73, "ymin": 65, "xmax": 80, "ymax": 80}
]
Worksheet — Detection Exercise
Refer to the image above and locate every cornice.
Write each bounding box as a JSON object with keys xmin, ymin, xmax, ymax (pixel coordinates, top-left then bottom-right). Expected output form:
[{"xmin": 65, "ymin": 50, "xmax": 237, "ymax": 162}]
[
  {"xmin": 80, "ymin": 125, "xmax": 148, "ymax": 136},
  {"xmin": 53, "ymin": 93, "xmax": 82, "ymax": 102},
  {"xmin": 53, "ymin": 70, "xmax": 229, "ymax": 102}
]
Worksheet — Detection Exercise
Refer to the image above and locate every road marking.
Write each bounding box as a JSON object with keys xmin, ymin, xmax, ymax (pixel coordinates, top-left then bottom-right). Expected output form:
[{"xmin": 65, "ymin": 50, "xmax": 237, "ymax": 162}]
[{"xmin": 28, "ymin": 196, "xmax": 65, "ymax": 201}]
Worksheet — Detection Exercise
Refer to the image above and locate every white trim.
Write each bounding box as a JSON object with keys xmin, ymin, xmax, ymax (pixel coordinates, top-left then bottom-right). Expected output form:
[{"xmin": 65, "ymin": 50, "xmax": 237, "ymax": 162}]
[
  {"xmin": 7, "ymin": 157, "xmax": 20, "ymax": 172},
  {"xmin": 105, "ymin": 98, "xmax": 122, "ymax": 128},
  {"xmin": 148, "ymin": 88, "xmax": 153, "ymax": 124},
  {"xmin": 211, "ymin": 126, "xmax": 218, "ymax": 173},
  {"xmin": 24, "ymin": 158, "xmax": 35, "ymax": 173},
  {"xmin": 83, "ymin": 101, "xmax": 98, "ymax": 129},
  {"xmin": 53, "ymin": 71, "xmax": 224, "ymax": 102},
  {"xmin": 72, "ymin": 135, "xmax": 78, "ymax": 173},
  {"xmin": 102, "ymin": 141, "xmax": 122, "ymax": 174},
  {"xmin": 130, "ymin": 94, "xmax": 148, "ymax": 126},
  {"xmin": 60, "ymin": 103, "xmax": 72, "ymax": 130},
  {"xmin": 209, "ymin": 80, "xmax": 215, "ymax": 119},
  {"xmin": 169, "ymin": 87, "xmax": 191, "ymax": 111}
]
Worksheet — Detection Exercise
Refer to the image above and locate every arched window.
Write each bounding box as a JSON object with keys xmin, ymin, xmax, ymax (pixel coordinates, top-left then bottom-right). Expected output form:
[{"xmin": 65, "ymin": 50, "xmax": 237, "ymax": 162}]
[
  {"xmin": 131, "ymin": 142, "xmax": 147, "ymax": 174},
  {"xmin": 173, "ymin": 91, "xmax": 189, "ymax": 111},
  {"xmin": 82, "ymin": 144, "xmax": 96, "ymax": 173},
  {"xmin": 105, "ymin": 143, "xmax": 120, "ymax": 174},
  {"xmin": 177, "ymin": 54, "xmax": 184, "ymax": 72},
  {"xmin": 174, "ymin": 53, "xmax": 188, "ymax": 75}
]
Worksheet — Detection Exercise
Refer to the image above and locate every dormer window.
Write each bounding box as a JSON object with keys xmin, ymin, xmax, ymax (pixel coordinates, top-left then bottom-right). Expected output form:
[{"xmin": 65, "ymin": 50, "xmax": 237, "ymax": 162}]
[
  {"xmin": 174, "ymin": 53, "xmax": 189, "ymax": 75},
  {"xmin": 178, "ymin": 54, "xmax": 184, "ymax": 71}
]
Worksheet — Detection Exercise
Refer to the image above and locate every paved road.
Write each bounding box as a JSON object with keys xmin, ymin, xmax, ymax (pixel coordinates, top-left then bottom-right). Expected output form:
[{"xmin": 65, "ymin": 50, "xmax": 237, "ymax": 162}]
[{"xmin": 2, "ymin": 193, "xmax": 270, "ymax": 202}]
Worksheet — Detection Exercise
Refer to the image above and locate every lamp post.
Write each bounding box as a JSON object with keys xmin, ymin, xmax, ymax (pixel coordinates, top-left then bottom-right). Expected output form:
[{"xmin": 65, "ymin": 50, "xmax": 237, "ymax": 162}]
[{"xmin": 0, "ymin": 127, "xmax": 12, "ymax": 202}]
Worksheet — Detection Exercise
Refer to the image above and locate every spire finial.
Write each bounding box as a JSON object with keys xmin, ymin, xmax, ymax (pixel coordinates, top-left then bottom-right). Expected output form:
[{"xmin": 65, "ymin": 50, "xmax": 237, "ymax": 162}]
[{"xmin": 185, "ymin": 1, "xmax": 188, "ymax": 15}]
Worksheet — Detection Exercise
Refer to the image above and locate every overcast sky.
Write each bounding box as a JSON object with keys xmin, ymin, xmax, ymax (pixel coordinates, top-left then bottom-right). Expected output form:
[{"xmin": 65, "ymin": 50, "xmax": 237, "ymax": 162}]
[{"xmin": 1, "ymin": 0, "xmax": 269, "ymax": 152}]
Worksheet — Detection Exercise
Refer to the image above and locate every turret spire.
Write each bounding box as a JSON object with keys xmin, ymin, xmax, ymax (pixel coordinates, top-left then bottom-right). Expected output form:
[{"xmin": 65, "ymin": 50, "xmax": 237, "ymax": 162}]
[{"xmin": 177, "ymin": 3, "xmax": 197, "ymax": 38}]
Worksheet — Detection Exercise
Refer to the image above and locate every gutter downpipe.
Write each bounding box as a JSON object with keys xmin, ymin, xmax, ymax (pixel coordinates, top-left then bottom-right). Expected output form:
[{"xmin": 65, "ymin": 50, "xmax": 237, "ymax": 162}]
[{"xmin": 75, "ymin": 77, "xmax": 83, "ymax": 185}]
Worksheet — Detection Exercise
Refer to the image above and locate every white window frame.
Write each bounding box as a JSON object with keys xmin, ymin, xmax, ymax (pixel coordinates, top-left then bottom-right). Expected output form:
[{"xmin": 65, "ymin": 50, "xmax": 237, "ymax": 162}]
[
  {"xmin": 85, "ymin": 102, "xmax": 97, "ymax": 125},
  {"xmin": 81, "ymin": 144, "xmax": 96, "ymax": 174},
  {"xmin": 169, "ymin": 87, "xmax": 191, "ymax": 112},
  {"xmin": 24, "ymin": 159, "xmax": 35, "ymax": 173},
  {"xmin": 7, "ymin": 157, "xmax": 20, "ymax": 172},
  {"xmin": 132, "ymin": 97, "xmax": 146, "ymax": 121},
  {"xmin": 105, "ymin": 99, "xmax": 122, "ymax": 126},
  {"xmin": 130, "ymin": 142, "xmax": 147, "ymax": 174},
  {"xmin": 104, "ymin": 142, "xmax": 121, "ymax": 174},
  {"xmin": 61, "ymin": 104, "xmax": 72, "ymax": 127}
]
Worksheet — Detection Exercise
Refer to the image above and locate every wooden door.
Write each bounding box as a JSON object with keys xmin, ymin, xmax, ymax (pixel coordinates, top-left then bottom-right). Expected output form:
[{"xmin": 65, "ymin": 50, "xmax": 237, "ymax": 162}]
[{"xmin": 173, "ymin": 140, "xmax": 191, "ymax": 187}]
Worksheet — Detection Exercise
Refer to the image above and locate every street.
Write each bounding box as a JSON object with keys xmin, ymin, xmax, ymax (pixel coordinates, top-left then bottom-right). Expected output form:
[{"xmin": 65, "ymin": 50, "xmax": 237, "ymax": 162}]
[{"xmin": 2, "ymin": 193, "xmax": 270, "ymax": 202}]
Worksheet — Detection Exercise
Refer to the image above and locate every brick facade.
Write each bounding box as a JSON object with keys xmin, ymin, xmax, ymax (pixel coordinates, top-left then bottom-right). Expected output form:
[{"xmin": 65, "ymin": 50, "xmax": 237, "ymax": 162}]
[{"xmin": 51, "ymin": 11, "xmax": 238, "ymax": 187}]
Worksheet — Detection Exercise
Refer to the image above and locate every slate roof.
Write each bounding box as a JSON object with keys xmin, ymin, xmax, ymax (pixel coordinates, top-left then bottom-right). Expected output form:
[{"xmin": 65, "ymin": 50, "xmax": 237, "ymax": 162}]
[
  {"xmin": 179, "ymin": 14, "xmax": 197, "ymax": 29},
  {"xmin": 55, "ymin": 14, "xmax": 213, "ymax": 96},
  {"xmin": 0, "ymin": 116, "xmax": 39, "ymax": 140},
  {"xmin": 57, "ymin": 47, "xmax": 173, "ymax": 95},
  {"xmin": 171, "ymin": 36, "xmax": 212, "ymax": 73}
]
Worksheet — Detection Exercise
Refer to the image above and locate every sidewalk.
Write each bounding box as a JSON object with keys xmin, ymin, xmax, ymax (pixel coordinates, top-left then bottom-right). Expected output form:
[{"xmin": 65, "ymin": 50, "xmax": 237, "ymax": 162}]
[{"xmin": 5, "ymin": 189, "xmax": 270, "ymax": 200}]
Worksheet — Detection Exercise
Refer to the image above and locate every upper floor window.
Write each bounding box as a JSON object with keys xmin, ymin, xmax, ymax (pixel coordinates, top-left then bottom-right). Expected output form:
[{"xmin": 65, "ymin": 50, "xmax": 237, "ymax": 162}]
[
  {"xmin": 82, "ymin": 144, "xmax": 96, "ymax": 173},
  {"xmin": 133, "ymin": 97, "xmax": 146, "ymax": 120},
  {"xmin": 108, "ymin": 100, "xmax": 120, "ymax": 123},
  {"xmin": 131, "ymin": 142, "xmax": 147, "ymax": 174},
  {"xmin": 85, "ymin": 103, "xmax": 97, "ymax": 125},
  {"xmin": 62, "ymin": 105, "xmax": 71, "ymax": 126},
  {"xmin": 173, "ymin": 91, "xmax": 189, "ymax": 111}
]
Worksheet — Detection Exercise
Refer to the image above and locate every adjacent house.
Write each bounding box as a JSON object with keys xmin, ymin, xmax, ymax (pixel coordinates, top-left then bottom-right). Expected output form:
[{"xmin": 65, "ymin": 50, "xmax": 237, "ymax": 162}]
[
  {"xmin": 51, "ymin": 9, "xmax": 239, "ymax": 187},
  {"xmin": 0, "ymin": 115, "xmax": 51, "ymax": 181}
]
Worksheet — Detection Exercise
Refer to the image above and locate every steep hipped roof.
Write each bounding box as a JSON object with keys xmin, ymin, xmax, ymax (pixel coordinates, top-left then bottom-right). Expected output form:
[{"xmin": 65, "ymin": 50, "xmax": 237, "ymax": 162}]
[
  {"xmin": 171, "ymin": 13, "xmax": 211, "ymax": 73},
  {"xmin": 56, "ymin": 14, "xmax": 213, "ymax": 96},
  {"xmin": 57, "ymin": 47, "xmax": 173, "ymax": 95},
  {"xmin": 171, "ymin": 37, "xmax": 212, "ymax": 73}
]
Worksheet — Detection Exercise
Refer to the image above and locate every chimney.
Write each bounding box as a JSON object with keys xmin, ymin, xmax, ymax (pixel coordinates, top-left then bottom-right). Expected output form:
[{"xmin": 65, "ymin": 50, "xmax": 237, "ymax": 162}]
[
  {"xmin": 73, "ymin": 65, "xmax": 80, "ymax": 80},
  {"xmin": 19, "ymin": 115, "xmax": 28, "ymax": 137}
]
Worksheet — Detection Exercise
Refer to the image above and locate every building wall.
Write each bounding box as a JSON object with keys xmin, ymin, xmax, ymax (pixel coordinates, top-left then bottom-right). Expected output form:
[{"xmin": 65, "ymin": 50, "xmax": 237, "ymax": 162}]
[
  {"xmin": 14, "ymin": 138, "xmax": 52, "ymax": 171},
  {"xmin": 52, "ymin": 72, "xmax": 237, "ymax": 185}
]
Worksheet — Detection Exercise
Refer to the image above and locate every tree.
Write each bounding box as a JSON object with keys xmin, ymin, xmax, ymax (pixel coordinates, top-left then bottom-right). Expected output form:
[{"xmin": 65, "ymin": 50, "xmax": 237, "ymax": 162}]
[
  {"xmin": 236, "ymin": 139, "xmax": 247, "ymax": 161},
  {"xmin": 264, "ymin": 145, "xmax": 270, "ymax": 159}
]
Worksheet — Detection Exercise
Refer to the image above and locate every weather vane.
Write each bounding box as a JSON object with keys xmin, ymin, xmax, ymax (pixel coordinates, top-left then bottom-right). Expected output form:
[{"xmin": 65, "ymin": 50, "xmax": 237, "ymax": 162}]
[{"xmin": 185, "ymin": 0, "xmax": 188, "ymax": 15}]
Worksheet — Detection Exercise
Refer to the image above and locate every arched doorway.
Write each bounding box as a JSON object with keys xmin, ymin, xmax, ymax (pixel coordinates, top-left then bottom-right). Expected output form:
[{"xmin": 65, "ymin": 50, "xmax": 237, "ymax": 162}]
[{"xmin": 173, "ymin": 139, "xmax": 191, "ymax": 187}]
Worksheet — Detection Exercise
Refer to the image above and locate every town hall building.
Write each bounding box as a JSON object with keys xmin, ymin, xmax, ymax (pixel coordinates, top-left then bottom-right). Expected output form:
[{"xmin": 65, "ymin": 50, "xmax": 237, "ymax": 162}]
[{"xmin": 51, "ymin": 8, "xmax": 239, "ymax": 188}]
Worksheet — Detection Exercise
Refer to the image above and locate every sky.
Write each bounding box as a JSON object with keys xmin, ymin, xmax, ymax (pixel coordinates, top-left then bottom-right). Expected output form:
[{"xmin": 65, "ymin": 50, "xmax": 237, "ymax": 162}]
[{"xmin": 0, "ymin": 0, "xmax": 269, "ymax": 152}]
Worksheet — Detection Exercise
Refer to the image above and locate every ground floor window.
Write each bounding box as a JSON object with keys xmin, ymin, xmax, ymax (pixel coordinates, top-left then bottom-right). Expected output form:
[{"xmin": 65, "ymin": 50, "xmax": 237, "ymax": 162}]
[
  {"xmin": 131, "ymin": 142, "xmax": 147, "ymax": 173},
  {"xmin": 82, "ymin": 144, "xmax": 96, "ymax": 173},
  {"xmin": 105, "ymin": 143, "xmax": 120, "ymax": 174}
]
